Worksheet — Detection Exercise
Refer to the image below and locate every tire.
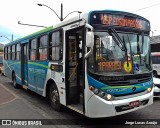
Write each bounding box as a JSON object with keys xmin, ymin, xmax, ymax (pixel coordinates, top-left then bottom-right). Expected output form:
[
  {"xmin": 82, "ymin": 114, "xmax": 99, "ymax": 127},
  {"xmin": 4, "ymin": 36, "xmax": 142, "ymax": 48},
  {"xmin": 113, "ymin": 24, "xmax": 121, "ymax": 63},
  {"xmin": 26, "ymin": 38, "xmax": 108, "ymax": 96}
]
[
  {"xmin": 153, "ymin": 70, "xmax": 158, "ymax": 77},
  {"xmin": 49, "ymin": 84, "xmax": 62, "ymax": 111},
  {"xmin": 12, "ymin": 73, "xmax": 19, "ymax": 89}
]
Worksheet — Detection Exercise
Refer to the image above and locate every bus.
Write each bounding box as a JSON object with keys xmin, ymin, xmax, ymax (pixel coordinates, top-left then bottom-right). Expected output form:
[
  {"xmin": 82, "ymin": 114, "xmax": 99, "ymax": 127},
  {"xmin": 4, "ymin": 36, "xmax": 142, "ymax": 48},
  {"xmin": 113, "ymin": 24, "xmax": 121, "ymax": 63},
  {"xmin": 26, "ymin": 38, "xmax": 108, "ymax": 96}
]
[
  {"xmin": 151, "ymin": 52, "xmax": 160, "ymax": 76},
  {"xmin": 3, "ymin": 10, "xmax": 153, "ymax": 118}
]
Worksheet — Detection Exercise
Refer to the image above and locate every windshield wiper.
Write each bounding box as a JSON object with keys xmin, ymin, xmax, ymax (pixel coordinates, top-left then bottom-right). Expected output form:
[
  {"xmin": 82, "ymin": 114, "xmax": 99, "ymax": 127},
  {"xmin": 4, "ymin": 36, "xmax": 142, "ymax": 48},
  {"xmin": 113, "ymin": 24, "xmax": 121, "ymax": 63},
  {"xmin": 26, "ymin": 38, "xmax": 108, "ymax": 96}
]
[
  {"xmin": 122, "ymin": 36, "xmax": 129, "ymax": 67},
  {"xmin": 108, "ymin": 29, "xmax": 126, "ymax": 51},
  {"xmin": 108, "ymin": 29, "xmax": 132, "ymax": 70},
  {"xmin": 137, "ymin": 35, "xmax": 142, "ymax": 65},
  {"xmin": 127, "ymin": 35, "xmax": 134, "ymax": 74}
]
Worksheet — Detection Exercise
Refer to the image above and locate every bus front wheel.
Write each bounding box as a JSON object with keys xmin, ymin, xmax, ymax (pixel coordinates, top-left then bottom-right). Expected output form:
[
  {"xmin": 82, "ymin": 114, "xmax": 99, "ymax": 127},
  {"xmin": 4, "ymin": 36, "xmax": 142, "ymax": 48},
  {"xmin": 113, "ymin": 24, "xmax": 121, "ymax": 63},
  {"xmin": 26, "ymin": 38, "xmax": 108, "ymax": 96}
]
[{"xmin": 49, "ymin": 84, "xmax": 62, "ymax": 111}]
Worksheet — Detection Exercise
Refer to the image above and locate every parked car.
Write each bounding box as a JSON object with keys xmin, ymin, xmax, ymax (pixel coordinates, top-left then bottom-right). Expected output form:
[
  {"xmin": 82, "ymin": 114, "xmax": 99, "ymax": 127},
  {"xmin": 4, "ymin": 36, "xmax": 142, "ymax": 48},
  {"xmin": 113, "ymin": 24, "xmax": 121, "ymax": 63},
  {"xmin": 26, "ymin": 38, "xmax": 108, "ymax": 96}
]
[{"xmin": 153, "ymin": 77, "xmax": 160, "ymax": 97}]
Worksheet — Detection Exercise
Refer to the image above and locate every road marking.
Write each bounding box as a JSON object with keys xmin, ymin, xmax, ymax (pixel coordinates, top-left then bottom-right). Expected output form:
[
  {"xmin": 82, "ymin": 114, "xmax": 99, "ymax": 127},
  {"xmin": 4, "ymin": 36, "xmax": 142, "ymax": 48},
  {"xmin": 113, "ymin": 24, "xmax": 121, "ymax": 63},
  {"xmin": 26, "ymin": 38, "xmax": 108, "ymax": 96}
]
[
  {"xmin": 0, "ymin": 97, "xmax": 16, "ymax": 106},
  {"xmin": 0, "ymin": 83, "xmax": 19, "ymax": 106},
  {"xmin": 0, "ymin": 83, "xmax": 19, "ymax": 98}
]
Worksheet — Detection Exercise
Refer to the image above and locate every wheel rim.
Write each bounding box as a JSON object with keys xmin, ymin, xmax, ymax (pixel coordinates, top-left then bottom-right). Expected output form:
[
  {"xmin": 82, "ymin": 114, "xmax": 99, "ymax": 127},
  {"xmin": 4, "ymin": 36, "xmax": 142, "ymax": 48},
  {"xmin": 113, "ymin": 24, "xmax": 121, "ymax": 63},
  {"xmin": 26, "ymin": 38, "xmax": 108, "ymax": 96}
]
[{"xmin": 51, "ymin": 89, "xmax": 59, "ymax": 105}]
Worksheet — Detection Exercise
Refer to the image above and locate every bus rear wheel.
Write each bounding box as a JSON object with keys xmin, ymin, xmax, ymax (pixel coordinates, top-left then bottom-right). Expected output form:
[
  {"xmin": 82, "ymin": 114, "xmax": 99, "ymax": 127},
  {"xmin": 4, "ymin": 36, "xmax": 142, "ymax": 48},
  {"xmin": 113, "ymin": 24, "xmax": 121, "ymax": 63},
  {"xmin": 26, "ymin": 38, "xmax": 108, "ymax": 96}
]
[
  {"xmin": 12, "ymin": 73, "xmax": 19, "ymax": 89},
  {"xmin": 49, "ymin": 84, "xmax": 61, "ymax": 111}
]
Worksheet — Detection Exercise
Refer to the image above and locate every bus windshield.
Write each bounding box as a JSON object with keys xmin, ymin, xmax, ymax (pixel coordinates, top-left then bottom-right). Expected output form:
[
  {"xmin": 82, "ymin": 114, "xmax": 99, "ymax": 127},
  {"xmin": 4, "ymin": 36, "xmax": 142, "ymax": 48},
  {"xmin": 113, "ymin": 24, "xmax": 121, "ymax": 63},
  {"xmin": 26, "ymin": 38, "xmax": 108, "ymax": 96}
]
[{"xmin": 88, "ymin": 31, "xmax": 152, "ymax": 76}]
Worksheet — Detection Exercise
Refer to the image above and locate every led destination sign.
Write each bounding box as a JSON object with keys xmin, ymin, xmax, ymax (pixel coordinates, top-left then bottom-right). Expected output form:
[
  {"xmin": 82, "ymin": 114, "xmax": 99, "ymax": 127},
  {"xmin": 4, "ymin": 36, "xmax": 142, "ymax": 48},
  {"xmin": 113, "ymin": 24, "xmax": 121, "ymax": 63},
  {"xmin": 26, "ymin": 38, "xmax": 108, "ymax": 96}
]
[
  {"xmin": 91, "ymin": 12, "xmax": 150, "ymax": 30},
  {"xmin": 100, "ymin": 14, "xmax": 142, "ymax": 29}
]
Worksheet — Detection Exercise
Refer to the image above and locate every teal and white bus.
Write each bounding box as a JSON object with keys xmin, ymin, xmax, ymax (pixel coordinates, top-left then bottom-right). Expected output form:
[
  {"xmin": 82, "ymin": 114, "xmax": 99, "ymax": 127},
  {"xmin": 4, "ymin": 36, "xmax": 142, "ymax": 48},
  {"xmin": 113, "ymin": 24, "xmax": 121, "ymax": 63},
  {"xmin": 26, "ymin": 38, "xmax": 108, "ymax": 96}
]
[{"xmin": 4, "ymin": 10, "xmax": 153, "ymax": 118}]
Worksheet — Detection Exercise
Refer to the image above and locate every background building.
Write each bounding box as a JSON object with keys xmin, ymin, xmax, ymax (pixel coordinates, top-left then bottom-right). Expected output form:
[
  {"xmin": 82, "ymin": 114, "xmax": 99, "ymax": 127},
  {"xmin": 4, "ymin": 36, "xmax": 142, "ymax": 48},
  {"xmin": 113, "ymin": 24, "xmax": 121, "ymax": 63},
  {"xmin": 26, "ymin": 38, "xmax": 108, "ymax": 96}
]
[{"xmin": 150, "ymin": 35, "xmax": 160, "ymax": 52}]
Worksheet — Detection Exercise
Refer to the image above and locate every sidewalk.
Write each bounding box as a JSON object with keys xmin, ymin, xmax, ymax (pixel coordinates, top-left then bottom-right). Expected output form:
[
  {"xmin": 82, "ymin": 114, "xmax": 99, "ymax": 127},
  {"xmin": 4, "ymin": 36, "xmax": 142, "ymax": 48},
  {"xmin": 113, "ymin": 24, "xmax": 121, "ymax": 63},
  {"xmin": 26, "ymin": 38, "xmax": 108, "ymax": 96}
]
[
  {"xmin": 0, "ymin": 85, "xmax": 16, "ymax": 106},
  {"xmin": 0, "ymin": 83, "xmax": 46, "ymax": 119}
]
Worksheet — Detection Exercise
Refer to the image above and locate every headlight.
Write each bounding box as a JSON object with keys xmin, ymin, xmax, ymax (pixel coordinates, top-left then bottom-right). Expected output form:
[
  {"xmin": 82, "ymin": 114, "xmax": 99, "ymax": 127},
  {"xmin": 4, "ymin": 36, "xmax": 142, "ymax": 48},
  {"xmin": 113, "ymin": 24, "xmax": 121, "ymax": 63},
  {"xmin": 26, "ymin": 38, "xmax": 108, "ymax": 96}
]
[
  {"xmin": 89, "ymin": 86, "xmax": 114, "ymax": 101},
  {"xmin": 104, "ymin": 94, "xmax": 113, "ymax": 101},
  {"xmin": 147, "ymin": 87, "xmax": 152, "ymax": 93}
]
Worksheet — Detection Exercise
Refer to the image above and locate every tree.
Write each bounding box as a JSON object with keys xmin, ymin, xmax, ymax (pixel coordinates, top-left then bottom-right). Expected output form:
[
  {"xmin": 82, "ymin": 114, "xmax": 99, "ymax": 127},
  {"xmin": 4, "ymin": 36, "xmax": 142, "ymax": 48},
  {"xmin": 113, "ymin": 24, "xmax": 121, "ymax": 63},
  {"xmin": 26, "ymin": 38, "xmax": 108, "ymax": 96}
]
[{"xmin": 0, "ymin": 48, "xmax": 3, "ymax": 52}]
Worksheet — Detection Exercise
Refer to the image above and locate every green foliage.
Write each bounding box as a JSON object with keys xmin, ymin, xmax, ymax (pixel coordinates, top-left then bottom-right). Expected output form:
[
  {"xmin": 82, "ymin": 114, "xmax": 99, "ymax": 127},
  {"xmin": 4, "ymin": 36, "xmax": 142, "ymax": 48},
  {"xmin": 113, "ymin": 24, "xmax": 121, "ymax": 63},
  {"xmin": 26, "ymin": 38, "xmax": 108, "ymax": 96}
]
[{"xmin": 0, "ymin": 48, "xmax": 3, "ymax": 52}]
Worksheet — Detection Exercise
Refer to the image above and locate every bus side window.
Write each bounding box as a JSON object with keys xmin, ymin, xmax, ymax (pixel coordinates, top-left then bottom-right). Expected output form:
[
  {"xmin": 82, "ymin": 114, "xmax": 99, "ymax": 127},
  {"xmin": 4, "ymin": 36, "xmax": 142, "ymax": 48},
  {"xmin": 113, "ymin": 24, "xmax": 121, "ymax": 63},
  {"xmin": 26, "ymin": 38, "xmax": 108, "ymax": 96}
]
[
  {"xmin": 30, "ymin": 38, "xmax": 37, "ymax": 60},
  {"xmin": 49, "ymin": 30, "xmax": 63, "ymax": 61},
  {"xmin": 39, "ymin": 35, "xmax": 48, "ymax": 60},
  {"xmin": 4, "ymin": 47, "xmax": 8, "ymax": 60},
  {"xmin": 49, "ymin": 34, "xmax": 52, "ymax": 60},
  {"xmin": 59, "ymin": 31, "xmax": 63, "ymax": 60},
  {"xmin": 12, "ymin": 45, "xmax": 15, "ymax": 60},
  {"xmin": 16, "ymin": 44, "xmax": 21, "ymax": 60}
]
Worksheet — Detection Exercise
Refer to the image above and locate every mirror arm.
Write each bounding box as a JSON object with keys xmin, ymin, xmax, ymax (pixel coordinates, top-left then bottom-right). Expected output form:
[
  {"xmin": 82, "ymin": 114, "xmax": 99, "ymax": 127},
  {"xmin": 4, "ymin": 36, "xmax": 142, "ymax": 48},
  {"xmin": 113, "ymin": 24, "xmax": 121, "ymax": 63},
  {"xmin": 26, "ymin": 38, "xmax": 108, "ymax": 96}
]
[
  {"xmin": 85, "ymin": 24, "xmax": 93, "ymax": 31},
  {"xmin": 85, "ymin": 48, "xmax": 93, "ymax": 59}
]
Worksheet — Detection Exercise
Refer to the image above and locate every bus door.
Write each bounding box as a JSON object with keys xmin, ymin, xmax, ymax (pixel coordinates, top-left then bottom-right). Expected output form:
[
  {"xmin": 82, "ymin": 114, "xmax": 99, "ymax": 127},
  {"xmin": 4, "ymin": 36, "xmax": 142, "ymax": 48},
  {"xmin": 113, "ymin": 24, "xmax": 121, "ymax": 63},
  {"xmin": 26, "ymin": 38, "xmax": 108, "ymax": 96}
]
[
  {"xmin": 65, "ymin": 27, "xmax": 85, "ymax": 113},
  {"xmin": 21, "ymin": 43, "xmax": 28, "ymax": 89}
]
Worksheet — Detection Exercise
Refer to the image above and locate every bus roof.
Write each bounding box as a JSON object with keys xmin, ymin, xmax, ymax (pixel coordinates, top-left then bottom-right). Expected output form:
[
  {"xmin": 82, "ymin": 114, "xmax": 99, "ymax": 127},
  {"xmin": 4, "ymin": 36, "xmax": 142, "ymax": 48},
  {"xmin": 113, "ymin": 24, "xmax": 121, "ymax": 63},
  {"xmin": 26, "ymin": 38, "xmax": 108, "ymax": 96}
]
[
  {"xmin": 4, "ymin": 13, "xmax": 88, "ymax": 47},
  {"xmin": 4, "ymin": 26, "xmax": 54, "ymax": 47},
  {"xmin": 88, "ymin": 9, "xmax": 149, "ymax": 22},
  {"xmin": 4, "ymin": 9, "xmax": 149, "ymax": 47}
]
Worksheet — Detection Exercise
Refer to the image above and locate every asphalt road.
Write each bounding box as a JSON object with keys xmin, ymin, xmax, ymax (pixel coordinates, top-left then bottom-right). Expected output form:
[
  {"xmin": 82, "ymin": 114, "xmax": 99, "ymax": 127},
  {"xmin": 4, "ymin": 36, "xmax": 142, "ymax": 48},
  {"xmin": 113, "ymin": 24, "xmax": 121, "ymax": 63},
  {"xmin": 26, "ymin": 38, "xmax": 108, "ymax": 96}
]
[{"xmin": 0, "ymin": 75, "xmax": 160, "ymax": 128}]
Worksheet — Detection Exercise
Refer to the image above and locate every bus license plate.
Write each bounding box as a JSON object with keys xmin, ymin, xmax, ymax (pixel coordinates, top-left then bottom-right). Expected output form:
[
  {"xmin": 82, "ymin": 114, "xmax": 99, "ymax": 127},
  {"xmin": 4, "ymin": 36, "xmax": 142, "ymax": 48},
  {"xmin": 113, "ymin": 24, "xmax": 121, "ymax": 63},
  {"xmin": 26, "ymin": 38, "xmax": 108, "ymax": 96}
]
[{"xmin": 129, "ymin": 100, "xmax": 140, "ymax": 107}]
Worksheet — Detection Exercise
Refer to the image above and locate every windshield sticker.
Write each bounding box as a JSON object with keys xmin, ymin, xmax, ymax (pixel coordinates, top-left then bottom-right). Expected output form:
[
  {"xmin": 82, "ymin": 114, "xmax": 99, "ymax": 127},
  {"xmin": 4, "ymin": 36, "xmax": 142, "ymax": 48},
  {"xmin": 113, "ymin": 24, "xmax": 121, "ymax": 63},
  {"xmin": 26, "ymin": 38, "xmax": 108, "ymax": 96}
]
[
  {"xmin": 123, "ymin": 61, "xmax": 132, "ymax": 73},
  {"xmin": 134, "ymin": 64, "xmax": 140, "ymax": 71}
]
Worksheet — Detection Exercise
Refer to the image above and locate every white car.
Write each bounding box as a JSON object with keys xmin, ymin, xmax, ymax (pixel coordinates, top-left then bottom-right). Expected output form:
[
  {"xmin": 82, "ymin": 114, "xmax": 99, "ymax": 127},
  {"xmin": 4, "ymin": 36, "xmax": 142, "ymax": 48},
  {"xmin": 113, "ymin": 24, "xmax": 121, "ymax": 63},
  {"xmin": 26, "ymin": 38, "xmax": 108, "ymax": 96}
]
[{"xmin": 153, "ymin": 77, "xmax": 160, "ymax": 97}]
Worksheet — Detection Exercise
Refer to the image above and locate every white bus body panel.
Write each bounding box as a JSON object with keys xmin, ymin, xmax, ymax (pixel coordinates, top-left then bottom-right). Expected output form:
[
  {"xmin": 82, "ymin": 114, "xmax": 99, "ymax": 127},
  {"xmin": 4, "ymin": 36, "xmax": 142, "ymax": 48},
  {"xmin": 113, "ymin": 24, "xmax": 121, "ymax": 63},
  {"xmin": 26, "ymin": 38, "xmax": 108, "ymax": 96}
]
[
  {"xmin": 86, "ymin": 89, "xmax": 153, "ymax": 118},
  {"xmin": 43, "ymin": 62, "xmax": 66, "ymax": 106}
]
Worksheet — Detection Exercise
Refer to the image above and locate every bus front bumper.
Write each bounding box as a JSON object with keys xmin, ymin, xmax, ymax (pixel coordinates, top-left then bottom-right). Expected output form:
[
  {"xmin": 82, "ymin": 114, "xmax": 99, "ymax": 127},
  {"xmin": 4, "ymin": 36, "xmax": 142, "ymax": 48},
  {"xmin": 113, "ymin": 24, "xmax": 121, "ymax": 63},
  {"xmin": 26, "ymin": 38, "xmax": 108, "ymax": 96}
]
[{"xmin": 87, "ymin": 89, "xmax": 153, "ymax": 118}]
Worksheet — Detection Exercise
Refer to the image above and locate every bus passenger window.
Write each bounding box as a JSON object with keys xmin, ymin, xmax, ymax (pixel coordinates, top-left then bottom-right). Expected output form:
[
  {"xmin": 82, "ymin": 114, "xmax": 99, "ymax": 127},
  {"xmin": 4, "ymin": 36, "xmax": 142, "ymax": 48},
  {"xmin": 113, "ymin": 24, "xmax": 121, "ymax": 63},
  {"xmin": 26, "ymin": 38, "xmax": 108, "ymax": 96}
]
[
  {"xmin": 30, "ymin": 38, "xmax": 37, "ymax": 60},
  {"xmin": 39, "ymin": 35, "xmax": 48, "ymax": 60},
  {"xmin": 4, "ymin": 47, "xmax": 8, "ymax": 60},
  {"xmin": 8, "ymin": 46, "xmax": 11, "ymax": 60},
  {"xmin": 16, "ymin": 44, "xmax": 21, "ymax": 60},
  {"xmin": 49, "ymin": 31, "xmax": 63, "ymax": 61},
  {"xmin": 12, "ymin": 45, "xmax": 15, "ymax": 60}
]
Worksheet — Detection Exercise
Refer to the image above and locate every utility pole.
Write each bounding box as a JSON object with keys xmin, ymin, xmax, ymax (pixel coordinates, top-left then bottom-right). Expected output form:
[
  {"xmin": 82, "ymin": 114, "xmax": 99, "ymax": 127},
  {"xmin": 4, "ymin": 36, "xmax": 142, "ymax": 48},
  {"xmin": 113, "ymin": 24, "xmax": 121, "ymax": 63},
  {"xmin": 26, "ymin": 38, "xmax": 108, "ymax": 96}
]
[
  {"xmin": 37, "ymin": 3, "xmax": 81, "ymax": 21},
  {"xmin": 12, "ymin": 34, "xmax": 13, "ymax": 41},
  {"xmin": 61, "ymin": 3, "xmax": 63, "ymax": 21}
]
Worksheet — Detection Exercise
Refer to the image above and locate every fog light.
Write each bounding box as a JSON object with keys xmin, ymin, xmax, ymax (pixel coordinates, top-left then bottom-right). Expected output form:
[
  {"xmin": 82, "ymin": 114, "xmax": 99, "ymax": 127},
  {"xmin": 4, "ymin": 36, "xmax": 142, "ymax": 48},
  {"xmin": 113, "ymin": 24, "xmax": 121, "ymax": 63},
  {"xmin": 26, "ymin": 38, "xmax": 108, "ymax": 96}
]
[
  {"xmin": 98, "ymin": 92, "xmax": 105, "ymax": 97},
  {"xmin": 105, "ymin": 94, "xmax": 112, "ymax": 101},
  {"xmin": 147, "ymin": 87, "xmax": 152, "ymax": 93}
]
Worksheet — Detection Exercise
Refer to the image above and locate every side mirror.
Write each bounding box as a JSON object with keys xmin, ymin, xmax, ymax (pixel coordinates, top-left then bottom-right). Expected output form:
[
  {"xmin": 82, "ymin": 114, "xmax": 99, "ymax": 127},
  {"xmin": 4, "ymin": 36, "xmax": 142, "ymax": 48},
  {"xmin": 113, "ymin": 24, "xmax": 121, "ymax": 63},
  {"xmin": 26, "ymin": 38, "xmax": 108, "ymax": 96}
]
[{"xmin": 86, "ymin": 31, "xmax": 94, "ymax": 48}]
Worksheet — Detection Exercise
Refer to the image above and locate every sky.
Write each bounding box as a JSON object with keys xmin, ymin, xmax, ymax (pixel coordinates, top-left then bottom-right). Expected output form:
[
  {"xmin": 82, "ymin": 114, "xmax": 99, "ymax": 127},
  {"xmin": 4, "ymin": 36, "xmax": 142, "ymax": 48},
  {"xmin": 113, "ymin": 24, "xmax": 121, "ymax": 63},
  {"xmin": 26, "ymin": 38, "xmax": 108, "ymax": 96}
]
[{"xmin": 0, "ymin": 0, "xmax": 160, "ymax": 44}]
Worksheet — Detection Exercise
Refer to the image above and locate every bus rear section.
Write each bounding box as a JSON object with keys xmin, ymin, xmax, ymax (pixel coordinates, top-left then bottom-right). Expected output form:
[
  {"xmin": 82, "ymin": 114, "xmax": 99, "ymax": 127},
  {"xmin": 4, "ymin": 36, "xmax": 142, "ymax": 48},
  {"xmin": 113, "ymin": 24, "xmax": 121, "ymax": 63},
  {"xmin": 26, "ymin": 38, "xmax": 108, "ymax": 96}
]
[{"xmin": 151, "ymin": 52, "xmax": 160, "ymax": 76}]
